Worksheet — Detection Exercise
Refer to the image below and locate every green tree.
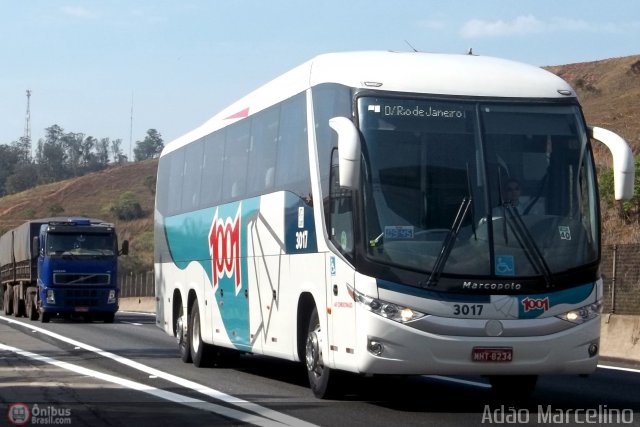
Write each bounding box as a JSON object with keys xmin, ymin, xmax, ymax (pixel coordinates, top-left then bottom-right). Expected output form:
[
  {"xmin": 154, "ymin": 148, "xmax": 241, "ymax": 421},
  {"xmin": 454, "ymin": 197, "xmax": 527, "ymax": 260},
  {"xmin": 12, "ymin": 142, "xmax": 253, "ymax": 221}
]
[
  {"xmin": 110, "ymin": 138, "xmax": 127, "ymax": 164},
  {"xmin": 0, "ymin": 144, "xmax": 20, "ymax": 196},
  {"xmin": 5, "ymin": 162, "xmax": 38, "ymax": 194},
  {"xmin": 134, "ymin": 129, "xmax": 164, "ymax": 161},
  {"xmin": 37, "ymin": 125, "xmax": 69, "ymax": 183},
  {"xmin": 97, "ymin": 137, "xmax": 110, "ymax": 167}
]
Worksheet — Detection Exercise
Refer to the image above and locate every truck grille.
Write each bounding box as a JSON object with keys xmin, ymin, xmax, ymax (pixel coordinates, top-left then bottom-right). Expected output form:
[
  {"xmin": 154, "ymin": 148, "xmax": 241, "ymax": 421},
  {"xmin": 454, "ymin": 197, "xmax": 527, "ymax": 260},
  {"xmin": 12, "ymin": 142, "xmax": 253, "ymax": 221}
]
[
  {"xmin": 60, "ymin": 289, "xmax": 102, "ymax": 307},
  {"xmin": 53, "ymin": 273, "xmax": 110, "ymax": 285}
]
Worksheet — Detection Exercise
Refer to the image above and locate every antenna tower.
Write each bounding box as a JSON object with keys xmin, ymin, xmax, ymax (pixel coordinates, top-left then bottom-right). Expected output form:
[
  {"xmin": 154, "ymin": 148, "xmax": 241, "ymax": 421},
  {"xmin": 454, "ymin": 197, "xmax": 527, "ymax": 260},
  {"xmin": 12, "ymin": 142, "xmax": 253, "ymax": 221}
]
[{"xmin": 24, "ymin": 89, "xmax": 32, "ymax": 160}]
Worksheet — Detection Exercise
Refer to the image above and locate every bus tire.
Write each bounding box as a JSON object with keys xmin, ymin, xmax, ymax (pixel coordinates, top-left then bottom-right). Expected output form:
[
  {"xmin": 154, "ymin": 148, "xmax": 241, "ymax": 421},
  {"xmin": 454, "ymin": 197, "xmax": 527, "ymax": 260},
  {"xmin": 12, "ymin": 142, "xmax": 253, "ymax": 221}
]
[
  {"xmin": 489, "ymin": 375, "xmax": 538, "ymax": 398},
  {"xmin": 177, "ymin": 303, "xmax": 192, "ymax": 363},
  {"xmin": 189, "ymin": 299, "xmax": 215, "ymax": 368},
  {"xmin": 305, "ymin": 306, "xmax": 342, "ymax": 399}
]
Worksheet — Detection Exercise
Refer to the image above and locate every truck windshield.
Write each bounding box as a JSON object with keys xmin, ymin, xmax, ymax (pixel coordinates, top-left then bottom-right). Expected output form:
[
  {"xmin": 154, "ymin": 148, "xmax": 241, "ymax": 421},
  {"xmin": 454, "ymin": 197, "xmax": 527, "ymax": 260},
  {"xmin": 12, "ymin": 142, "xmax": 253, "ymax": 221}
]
[
  {"xmin": 46, "ymin": 233, "xmax": 116, "ymax": 256},
  {"xmin": 358, "ymin": 96, "xmax": 598, "ymax": 280}
]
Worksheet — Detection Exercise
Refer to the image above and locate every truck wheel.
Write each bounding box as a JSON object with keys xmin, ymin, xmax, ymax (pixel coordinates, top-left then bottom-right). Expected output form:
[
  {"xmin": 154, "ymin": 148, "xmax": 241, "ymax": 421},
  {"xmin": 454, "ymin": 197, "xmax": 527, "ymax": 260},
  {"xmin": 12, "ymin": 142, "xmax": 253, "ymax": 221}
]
[
  {"xmin": 13, "ymin": 288, "xmax": 25, "ymax": 317},
  {"xmin": 103, "ymin": 313, "xmax": 115, "ymax": 323},
  {"xmin": 26, "ymin": 293, "xmax": 38, "ymax": 320},
  {"xmin": 3, "ymin": 287, "xmax": 13, "ymax": 315},
  {"xmin": 189, "ymin": 299, "xmax": 216, "ymax": 368},
  {"xmin": 176, "ymin": 304, "xmax": 192, "ymax": 363},
  {"xmin": 40, "ymin": 311, "xmax": 50, "ymax": 323},
  {"xmin": 305, "ymin": 306, "xmax": 342, "ymax": 399}
]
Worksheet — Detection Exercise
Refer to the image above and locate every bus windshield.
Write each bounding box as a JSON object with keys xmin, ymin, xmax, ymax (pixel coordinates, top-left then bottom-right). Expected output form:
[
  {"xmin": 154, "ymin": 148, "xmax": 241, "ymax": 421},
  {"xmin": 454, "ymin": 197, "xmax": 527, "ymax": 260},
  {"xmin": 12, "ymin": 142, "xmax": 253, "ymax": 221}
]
[{"xmin": 358, "ymin": 96, "xmax": 598, "ymax": 280}]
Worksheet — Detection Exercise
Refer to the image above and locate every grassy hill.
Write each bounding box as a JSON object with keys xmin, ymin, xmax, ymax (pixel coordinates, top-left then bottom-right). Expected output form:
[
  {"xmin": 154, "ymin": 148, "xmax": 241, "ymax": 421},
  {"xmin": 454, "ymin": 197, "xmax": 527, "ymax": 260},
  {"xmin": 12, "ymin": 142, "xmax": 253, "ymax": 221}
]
[
  {"xmin": 546, "ymin": 54, "xmax": 640, "ymax": 163},
  {"xmin": 546, "ymin": 55, "xmax": 640, "ymax": 244},
  {"xmin": 0, "ymin": 54, "xmax": 638, "ymax": 273}
]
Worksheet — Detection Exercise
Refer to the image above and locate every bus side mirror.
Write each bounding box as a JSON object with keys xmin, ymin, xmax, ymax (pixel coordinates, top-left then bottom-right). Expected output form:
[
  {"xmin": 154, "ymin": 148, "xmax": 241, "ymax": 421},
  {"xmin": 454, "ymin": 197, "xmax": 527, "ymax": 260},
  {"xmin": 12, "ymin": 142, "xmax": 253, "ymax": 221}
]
[
  {"xmin": 589, "ymin": 126, "xmax": 635, "ymax": 200},
  {"xmin": 329, "ymin": 117, "xmax": 361, "ymax": 190},
  {"xmin": 32, "ymin": 236, "xmax": 39, "ymax": 259},
  {"xmin": 120, "ymin": 240, "xmax": 129, "ymax": 256}
]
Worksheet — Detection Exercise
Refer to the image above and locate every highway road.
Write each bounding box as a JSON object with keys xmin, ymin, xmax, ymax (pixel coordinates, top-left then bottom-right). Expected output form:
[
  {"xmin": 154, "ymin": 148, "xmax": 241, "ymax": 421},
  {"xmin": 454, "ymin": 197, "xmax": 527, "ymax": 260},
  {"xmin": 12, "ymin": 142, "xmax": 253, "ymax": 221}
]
[{"xmin": 1, "ymin": 312, "xmax": 639, "ymax": 427}]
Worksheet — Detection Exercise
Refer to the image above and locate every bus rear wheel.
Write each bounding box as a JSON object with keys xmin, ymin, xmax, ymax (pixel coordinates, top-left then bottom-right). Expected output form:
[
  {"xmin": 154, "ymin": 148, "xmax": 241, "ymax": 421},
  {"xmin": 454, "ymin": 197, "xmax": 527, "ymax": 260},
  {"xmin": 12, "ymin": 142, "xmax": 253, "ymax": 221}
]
[
  {"xmin": 189, "ymin": 299, "xmax": 216, "ymax": 368},
  {"xmin": 305, "ymin": 307, "xmax": 342, "ymax": 399},
  {"xmin": 176, "ymin": 303, "xmax": 192, "ymax": 363}
]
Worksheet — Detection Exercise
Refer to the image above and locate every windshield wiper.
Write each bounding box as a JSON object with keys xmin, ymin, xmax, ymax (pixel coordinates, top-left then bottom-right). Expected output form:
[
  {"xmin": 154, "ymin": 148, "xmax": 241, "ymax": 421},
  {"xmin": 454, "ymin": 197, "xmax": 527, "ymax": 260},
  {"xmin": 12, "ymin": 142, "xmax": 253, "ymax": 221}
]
[
  {"xmin": 421, "ymin": 196, "xmax": 472, "ymax": 288},
  {"xmin": 503, "ymin": 205, "xmax": 553, "ymax": 288}
]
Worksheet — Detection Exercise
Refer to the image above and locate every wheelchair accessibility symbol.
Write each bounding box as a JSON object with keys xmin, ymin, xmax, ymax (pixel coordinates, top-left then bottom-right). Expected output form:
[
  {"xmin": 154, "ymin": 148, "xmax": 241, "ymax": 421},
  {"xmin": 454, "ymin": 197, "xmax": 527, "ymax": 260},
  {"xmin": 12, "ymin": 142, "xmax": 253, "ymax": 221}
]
[{"xmin": 496, "ymin": 255, "xmax": 515, "ymax": 276}]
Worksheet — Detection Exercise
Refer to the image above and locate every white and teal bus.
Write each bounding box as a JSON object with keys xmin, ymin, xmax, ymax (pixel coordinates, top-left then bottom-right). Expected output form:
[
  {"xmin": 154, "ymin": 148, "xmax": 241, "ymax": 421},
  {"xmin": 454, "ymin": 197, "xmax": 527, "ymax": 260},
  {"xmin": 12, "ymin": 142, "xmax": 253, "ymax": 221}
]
[{"xmin": 155, "ymin": 51, "xmax": 634, "ymax": 398}]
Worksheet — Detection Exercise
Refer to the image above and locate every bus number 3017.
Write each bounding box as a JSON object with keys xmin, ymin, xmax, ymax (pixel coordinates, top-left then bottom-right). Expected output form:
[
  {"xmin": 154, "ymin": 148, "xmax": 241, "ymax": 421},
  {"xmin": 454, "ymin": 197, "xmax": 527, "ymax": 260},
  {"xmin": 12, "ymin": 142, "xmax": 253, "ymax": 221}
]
[
  {"xmin": 453, "ymin": 304, "xmax": 484, "ymax": 316},
  {"xmin": 296, "ymin": 230, "xmax": 309, "ymax": 250}
]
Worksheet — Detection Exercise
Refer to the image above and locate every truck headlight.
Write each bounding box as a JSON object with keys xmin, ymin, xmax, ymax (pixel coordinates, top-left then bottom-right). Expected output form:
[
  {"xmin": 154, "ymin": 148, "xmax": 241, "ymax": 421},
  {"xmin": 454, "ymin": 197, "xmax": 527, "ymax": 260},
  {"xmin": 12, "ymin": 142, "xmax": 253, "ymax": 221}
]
[
  {"xmin": 556, "ymin": 302, "xmax": 602, "ymax": 324},
  {"xmin": 46, "ymin": 289, "xmax": 55, "ymax": 304},
  {"xmin": 348, "ymin": 285, "xmax": 426, "ymax": 323},
  {"xmin": 107, "ymin": 290, "xmax": 117, "ymax": 304}
]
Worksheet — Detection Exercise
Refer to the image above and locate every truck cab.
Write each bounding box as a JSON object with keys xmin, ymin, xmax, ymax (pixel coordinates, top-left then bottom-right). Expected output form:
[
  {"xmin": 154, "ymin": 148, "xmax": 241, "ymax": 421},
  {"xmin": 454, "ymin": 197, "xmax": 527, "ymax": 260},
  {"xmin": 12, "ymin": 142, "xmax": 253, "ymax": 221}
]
[{"xmin": 35, "ymin": 218, "xmax": 128, "ymax": 322}]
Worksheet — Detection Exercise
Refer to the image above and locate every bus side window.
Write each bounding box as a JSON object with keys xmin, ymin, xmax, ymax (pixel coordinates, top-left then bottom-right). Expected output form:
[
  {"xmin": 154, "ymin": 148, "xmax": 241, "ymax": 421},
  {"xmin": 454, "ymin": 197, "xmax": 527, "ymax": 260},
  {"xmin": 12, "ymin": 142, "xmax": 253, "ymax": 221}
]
[
  {"xmin": 276, "ymin": 93, "xmax": 311, "ymax": 202},
  {"xmin": 182, "ymin": 139, "xmax": 204, "ymax": 210},
  {"xmin": 247, "ymin": 105, "xmax": 279, "ymax": 195},
  {"xmin": 200, "ymin": 131, "xmax": 225, "ymax": 208},
  {"xmin": 223, "ymin": 120, "xmax": 251, "ymax": 201}
]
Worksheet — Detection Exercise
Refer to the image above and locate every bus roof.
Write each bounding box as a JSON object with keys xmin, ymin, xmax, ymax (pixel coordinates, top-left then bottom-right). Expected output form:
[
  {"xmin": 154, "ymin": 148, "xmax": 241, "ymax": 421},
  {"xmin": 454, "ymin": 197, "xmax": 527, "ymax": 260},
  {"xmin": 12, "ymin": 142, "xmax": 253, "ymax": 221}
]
[{"xmin": 162, "ymin": 51, "xmax": 576, "ymax": 156}]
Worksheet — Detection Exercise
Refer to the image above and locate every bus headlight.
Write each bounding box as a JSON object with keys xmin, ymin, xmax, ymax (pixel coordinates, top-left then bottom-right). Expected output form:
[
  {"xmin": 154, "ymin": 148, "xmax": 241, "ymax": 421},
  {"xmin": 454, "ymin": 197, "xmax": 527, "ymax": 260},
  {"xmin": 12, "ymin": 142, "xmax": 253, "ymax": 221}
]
[
  {"xmin": 556, "ymin": 302, "xmax": 602, "ymax": 324},
  {"xmin": 348, "ymin": 285, "xmax": 426, "ymax": 323}
]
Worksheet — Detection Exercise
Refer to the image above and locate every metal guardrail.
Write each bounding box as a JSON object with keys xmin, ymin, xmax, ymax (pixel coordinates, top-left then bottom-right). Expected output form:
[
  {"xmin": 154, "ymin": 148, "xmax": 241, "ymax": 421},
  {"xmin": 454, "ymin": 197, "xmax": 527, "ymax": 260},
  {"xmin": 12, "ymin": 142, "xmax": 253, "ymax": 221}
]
[{"xmin": 119, "ymin": 271, "xmax": 154, "ymax": 297}]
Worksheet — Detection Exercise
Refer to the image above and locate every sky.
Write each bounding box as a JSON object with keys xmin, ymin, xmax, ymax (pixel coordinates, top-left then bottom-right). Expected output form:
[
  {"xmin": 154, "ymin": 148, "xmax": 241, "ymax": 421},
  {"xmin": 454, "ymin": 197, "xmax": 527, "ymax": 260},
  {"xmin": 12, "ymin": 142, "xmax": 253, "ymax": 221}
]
[{"xmin": 1, "ymin": 0, "xmax": 639, "ymax": 158}]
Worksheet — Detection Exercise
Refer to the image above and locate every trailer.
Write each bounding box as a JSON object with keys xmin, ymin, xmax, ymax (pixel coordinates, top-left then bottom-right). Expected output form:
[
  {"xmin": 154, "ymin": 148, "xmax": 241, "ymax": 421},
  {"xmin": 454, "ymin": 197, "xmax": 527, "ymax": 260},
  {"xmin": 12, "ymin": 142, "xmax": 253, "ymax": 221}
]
[{"xmin": 1, "ymin": 217, "xmax": 128, "ymax": 323}]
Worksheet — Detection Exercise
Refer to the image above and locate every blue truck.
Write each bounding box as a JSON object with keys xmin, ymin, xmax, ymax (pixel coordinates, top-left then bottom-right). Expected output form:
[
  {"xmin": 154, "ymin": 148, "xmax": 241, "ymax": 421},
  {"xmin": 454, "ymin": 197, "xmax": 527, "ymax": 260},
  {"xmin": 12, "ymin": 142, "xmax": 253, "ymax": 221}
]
[{"xmin": 0, "ymin": 217, "xmax": 128, "ymax": 323}]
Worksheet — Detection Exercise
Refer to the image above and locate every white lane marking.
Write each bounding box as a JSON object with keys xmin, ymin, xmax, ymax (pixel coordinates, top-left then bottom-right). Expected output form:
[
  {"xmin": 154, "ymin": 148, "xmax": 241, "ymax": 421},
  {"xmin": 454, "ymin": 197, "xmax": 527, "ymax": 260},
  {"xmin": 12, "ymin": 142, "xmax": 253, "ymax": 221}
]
[
  {"xmin": 427, "ymin": 375, "xmax": 491, "ymax": 389},
  {"xmin": 0, "ymin": 343, "xmax": 282, "ymax": 427},
  {"xmin": 597, "ymin": 364, "xmax": 640, "ymax": 374},
  {"xmin": 118, "ymin": 311, "xmax": 156, "ymax": 316},
  {"xmin": 0, "ymin": 316, "xmax": 316, "ymax": 427},
  {"xmin": 120, "ymin": 321, "xmax": 143, "ymax": 326}
]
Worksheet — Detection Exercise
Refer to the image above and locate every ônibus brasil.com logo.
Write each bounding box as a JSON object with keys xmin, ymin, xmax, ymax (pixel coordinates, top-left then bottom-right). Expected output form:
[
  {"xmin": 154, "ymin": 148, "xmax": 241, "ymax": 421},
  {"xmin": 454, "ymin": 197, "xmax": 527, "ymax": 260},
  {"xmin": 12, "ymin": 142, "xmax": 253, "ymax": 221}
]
[
  {"xmin": 7, "ymin": 403, "xmax": 30, "ymax": 426},
  {"xmin": 7, "ymin": 403, "xmax": 72, "ymax": 425}
]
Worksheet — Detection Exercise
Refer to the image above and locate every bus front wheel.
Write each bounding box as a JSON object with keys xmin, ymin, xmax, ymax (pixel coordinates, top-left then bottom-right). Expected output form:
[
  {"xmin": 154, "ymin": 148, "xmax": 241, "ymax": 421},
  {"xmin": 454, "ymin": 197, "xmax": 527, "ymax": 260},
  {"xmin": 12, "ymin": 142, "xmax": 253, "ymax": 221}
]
[{"xmin": 305, "ymin": 307, "xmax": 342, "ymax": 399}]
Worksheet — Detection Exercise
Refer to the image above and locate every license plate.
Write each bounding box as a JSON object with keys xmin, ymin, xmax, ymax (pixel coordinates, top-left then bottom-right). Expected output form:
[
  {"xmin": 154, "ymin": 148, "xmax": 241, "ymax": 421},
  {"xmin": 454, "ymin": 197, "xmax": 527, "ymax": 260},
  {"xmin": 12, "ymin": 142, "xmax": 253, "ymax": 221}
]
[
  {"xmin": 75, "ymin": 306, "xmax": 89, "ymax": 312},
  {"xmin": 472, "ymin": 347, "xmax": 513, "ymax": 362}
]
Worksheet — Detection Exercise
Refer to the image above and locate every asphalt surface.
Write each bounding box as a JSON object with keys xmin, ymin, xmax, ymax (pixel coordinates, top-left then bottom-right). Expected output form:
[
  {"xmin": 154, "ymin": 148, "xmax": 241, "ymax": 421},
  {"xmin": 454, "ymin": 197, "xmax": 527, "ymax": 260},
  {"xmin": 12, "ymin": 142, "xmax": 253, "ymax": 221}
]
[{"xmin": 1, "ymin": 311, "xmax": 639, "ymax": 426}]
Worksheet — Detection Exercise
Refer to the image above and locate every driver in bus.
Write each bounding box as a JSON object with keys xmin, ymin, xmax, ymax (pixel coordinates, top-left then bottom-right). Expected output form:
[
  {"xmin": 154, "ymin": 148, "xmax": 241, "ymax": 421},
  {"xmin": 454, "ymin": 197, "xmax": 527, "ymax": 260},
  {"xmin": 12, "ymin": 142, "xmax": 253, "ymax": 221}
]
[
  {"xmin": 502, "ymin": 178, "xmax": 524, "ymax": 214},
  {"xmin": 495, "ymin": 178, "xmax": 544, "ymax": 216}
]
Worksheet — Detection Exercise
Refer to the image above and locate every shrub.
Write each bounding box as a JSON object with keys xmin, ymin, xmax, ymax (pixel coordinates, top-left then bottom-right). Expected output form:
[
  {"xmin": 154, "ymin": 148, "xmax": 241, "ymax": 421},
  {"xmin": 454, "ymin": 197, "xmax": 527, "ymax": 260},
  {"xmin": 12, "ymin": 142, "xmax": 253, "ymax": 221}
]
[
  {"xmin": 111, "ymin": 191, "xmax": 144, "ymax": 220},
  {"xmin": 49, "ymin": 203, "xmax": 65, "ymax": 216}
]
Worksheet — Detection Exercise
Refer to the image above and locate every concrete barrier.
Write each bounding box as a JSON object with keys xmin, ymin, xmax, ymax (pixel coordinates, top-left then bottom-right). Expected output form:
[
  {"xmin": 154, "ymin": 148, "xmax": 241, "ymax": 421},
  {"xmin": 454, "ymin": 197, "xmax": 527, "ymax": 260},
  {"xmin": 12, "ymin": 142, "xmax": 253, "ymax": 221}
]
[
  {"xmin": 119, "ymin": 296, "xmax": 155, "ymax": 313},
  {"xmin": 600, "ymin": 314, "xmax": 640, "ymax": 363}
]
